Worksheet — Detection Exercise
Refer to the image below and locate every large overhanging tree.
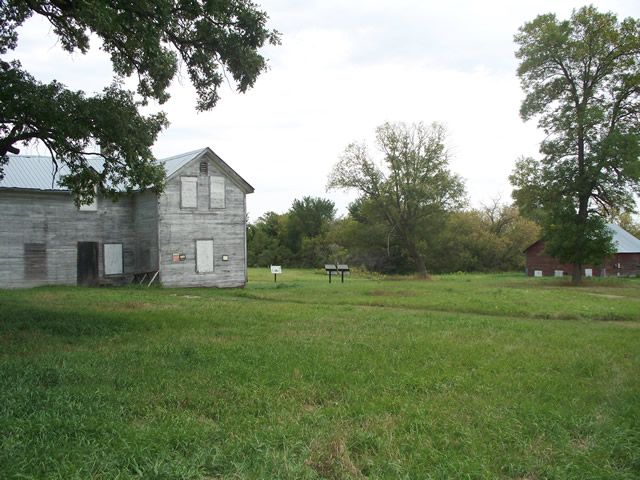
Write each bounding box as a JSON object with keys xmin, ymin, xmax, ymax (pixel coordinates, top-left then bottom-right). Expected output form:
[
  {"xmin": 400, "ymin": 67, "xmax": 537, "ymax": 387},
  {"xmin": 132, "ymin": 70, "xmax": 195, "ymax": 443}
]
[
  {"xmin": 512, "ymin": 6, "xmax": 640, "ymax": 283},
  {"xmin": 0, "ymin": 0, "xmax": 279, "ymax": 202},
  {"xmin": 327, "ymin": 122, "xmax": 466, "ymax": 278}
]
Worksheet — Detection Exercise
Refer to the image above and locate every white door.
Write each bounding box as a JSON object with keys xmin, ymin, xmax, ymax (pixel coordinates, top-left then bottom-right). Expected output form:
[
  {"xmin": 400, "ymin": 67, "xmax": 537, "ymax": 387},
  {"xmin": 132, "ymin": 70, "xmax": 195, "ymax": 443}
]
[{"xmin": 196, "ymin": 240, "xmax": 214, "ymax": 273}]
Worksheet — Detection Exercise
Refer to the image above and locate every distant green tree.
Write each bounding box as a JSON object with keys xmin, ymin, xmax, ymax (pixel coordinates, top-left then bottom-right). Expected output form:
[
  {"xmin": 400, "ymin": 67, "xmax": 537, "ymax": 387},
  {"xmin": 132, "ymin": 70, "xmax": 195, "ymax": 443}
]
[
  {"xmin": 284, "ymin": 196, "xmax": 335, "ymax": 259},
  {"xmin": 247, "ymin": 197, "xmax": 337, "ymax": 268},
  {"xmin": 0, "ymin": 0, "xmax": 279, "ymax": 202},
  {"xmin": 328, "ymin": 122, "xmax": 466, "ymax": 277},
  {"xmin": 328, "ymin": 199, "xmax": 415, "ymax": 274},
  {"xmin": 426, "ymin": 203, "xmax": 540, "ymax": 274},
  {"xmin": 247, "ymin": 212, "xmax": 293, "ymax": 267},
  {"xmin": 514, "ymin": 6, "xmax": 640, "ymax": 282}
]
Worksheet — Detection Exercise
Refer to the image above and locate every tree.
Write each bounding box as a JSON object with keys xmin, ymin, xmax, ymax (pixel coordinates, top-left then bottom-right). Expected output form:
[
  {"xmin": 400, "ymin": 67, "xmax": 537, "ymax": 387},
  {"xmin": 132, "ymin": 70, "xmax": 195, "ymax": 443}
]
[
  {"xmin": 513, "ymin": 6, "xmax": 640, "ymax": 283},
  {"xmin": 328, "ymin": 198, "xmax": 415, "ymax": 274},
  {"xmin": 247, "ymin": 211, "xmax": 293, "ymax": 267},
  {"xmin": 0, "ymin": 0, "xmax": 279, "ymax": 202},
  {"xmin": 285, "ymin": 196, "xmax": 336, "ymax": 266},
  {"xmin": 288, "ymin": 197, "xmax": 336, "ymax": 239},
  {"xmin": 247, "ymin": 198, "xmax": 337, "ymax": 268},
  {"xmin": 327, "ymin": 122, "xmax": 465, "ymax": 277}
]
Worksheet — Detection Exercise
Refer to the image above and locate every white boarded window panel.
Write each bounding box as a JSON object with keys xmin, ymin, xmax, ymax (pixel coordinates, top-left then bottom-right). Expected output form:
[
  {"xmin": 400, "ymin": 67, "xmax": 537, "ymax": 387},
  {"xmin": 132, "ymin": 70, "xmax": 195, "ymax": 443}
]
[
  {"xmin": 79, "ymin": 199, "xmax": 97, "ymax": 211},
  {"xmin": 181, "ymin": 177, "xmax": 198, "ymax": 208},
  {"xmin": 104, "ymin": 243, "xmax": 123, "ymax": 275},
  {"xmin": 210, "ymin": 176, "xmax": 226, "ymax": 209},
  {"xmin": 585, "ymin": 268, "xmax": 593, "ymax": 277},
  {"xmin": 79, "ymin": 187, "xmax": 98, "ymax": 211},
  {"xmin": 196, "ymin": 240, "xmax": 214, "ymax": 273},
  {"xmin": 554, "ymin": 270, "xmax": 564, "ymax": 277},
  {"xmin": 534, "ymin": 270, "xmax": 543, "ymax": 277}
]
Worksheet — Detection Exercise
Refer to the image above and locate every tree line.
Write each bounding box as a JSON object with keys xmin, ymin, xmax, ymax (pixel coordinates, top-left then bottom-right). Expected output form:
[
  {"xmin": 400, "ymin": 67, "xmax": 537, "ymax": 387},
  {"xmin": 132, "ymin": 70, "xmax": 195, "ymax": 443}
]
[
  {"xmin": 247, "ymin": 121, "xmax": 541, "ymax": 275},
  {"xmin": 247, "ymin": 194, "xmax": 540, "ymax": 274}
]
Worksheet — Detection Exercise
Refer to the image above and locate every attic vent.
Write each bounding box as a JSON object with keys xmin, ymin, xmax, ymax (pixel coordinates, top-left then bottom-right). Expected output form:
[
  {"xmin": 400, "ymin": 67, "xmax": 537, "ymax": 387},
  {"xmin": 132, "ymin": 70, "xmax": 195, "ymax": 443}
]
[{"xmin": 199, "ymin": 161, "xmax": 208, "ymax": 175}]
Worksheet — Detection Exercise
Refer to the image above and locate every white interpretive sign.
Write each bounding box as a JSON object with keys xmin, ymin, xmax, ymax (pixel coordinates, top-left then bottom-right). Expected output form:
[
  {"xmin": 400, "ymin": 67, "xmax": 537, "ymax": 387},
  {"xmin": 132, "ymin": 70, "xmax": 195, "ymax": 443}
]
[{"xmin": 271, "ymin": 265, "xmax": 282, "ymax": 274}]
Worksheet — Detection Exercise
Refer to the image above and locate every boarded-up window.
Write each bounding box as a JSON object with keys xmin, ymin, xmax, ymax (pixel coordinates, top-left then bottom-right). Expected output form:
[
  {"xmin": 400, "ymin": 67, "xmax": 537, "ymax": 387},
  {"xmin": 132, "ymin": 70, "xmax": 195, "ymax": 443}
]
[
  {"xmin": 181, "ymin": 177, "xmax": 198, "ymax": 208},
  {"xmin": 196, "ymin": 239, "xmax": 214, "ymax": 273},
  {"xmin": 78, "ymin": 186, "xmax": 98, "ymax": 211},
  {"xmin": 210, "ymin": 176, "xmax": 225, "ymax": 209},
  {"xmin": 24, "ymin": 243, "xmax": 47, "ymax": 280},
  {"xmin": 104, "ymin": 243, "xmax": 124, "ymax": 275}
]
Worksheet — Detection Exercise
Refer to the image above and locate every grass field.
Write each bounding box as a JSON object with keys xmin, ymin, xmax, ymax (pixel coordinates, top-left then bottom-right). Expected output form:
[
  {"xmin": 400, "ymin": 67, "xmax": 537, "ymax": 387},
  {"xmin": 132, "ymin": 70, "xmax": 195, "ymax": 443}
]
[{"xmin": 1, "ymin": 269, "xmax": 639, "ymax": 479}]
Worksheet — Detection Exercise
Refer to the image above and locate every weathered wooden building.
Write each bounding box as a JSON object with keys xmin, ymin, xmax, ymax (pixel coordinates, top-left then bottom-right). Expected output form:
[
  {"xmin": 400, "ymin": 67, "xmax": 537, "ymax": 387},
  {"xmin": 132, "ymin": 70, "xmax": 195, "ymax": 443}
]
[
  {"xmin": 524, "ymin": 224, "xmax": 640, "ymax": 277},
  {"xmin": 0, "ymin": 147, "xmax": 253, "ymax": 288}
]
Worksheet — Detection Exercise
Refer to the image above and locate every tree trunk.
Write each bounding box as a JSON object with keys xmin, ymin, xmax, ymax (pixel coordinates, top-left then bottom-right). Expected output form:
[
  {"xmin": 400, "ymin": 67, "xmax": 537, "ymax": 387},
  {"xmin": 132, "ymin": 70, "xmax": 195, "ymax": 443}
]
[
  {"xmin": 572, "ymin": 263, "xmax": 582, "ymax": 284},
  {"xmin": 406, "ymin": 241, "xmax": 428, "ymax": 278},
  {"xmin": 573, "ymin": 128, "xmax": 587, "ymax": 285}
]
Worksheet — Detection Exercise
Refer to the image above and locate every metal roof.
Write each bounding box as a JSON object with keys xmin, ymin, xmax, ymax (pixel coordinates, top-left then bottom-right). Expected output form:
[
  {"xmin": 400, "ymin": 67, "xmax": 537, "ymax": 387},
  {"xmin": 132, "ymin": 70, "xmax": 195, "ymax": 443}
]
[
  {"xmin": 162, "ymin": 147, "xmax": 254, "ymax": 193},
  {"xmin": 524, "ymin": 223, "xmax": 640, "ymax": 254},
  {"xmin": 1, "ymin": 147, "xmax": 254, "ymax": 194},
  {"xmin": 607, "ymin": 223, "xmax": 640, "ymax": 253},
  {"xmin": 162, "ymin": 148, "xmax": 209, "ymax": 178},
  {"xmin": 0, "ymin": 155, "xmax": 72, "ymax": 191}
]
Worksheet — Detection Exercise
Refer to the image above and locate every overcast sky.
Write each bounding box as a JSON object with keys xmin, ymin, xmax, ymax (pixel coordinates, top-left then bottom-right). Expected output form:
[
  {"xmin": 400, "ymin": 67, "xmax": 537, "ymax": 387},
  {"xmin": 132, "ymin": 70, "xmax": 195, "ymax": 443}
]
[{"xmin": 10, "ymin": 0, "xmax": 640, "ymax": 221}]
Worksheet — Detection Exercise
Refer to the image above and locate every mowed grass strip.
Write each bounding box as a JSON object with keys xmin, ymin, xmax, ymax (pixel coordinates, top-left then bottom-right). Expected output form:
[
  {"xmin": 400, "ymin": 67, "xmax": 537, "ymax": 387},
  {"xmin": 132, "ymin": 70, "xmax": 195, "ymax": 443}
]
[{"xmin": 0, "ymin": 271, "xmax": 638, "ymax": 479}]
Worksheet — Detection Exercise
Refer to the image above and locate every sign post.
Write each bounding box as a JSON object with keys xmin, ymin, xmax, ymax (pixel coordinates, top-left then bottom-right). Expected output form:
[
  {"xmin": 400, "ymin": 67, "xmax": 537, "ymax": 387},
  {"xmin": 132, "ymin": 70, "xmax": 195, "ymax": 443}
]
[
  {"xmin": 325, "ymin": 264, "xmax": 337, "ymax": 283},
  {"xmin": 270, "ymin": 265, "xmax": 282, "ymax": 282},
  {"xmin": 337, "ymin": 264, "xmax": 350, "ymax": 283}
]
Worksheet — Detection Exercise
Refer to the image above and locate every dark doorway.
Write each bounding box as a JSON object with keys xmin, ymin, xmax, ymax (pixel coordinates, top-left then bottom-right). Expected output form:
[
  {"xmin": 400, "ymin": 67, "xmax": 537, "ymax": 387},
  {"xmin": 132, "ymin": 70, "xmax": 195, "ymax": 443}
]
[{"xmin": 77, "ymin": 242, "xmax": 99, "ymax": 286}]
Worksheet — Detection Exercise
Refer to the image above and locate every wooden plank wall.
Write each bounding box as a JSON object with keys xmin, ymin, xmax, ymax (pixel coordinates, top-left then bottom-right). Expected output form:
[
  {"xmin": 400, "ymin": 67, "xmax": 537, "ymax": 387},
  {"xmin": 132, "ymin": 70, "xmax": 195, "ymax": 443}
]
[
  {"xmin": 157, "ymin": 155, "xmax": 248, "ymax": 288},
  {"xmin": 0, "ymin": 154, "xmax": 248, "ymax": 289},
  {"xmin": 0, "ymin": 190, "xmax": 140, "ymax": 288},
  {"xmin": 133, "ymin": 191, "xmax": 159, "ymax": 272}
]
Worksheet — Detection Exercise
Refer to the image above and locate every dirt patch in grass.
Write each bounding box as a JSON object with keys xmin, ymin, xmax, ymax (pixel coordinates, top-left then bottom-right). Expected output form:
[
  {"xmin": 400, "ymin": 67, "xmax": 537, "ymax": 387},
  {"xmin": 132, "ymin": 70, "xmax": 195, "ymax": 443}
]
[
  {"xmin": 604, "ymin": 321, "xmax": 640, "ymax": 328},
  {"xmin": 301, "ymin": 403, "xmax": 318, "ymax": 414},
  {"xmin": 368, "ymin": 290, "xmax": 416, "ymax": 297},
  {"xmin": 306, "ymin": 435, "xmax": 365, "ymax": 480},
  {"xmin": 570, "ymin": 436, "xmax": 592, "ymax": 452},
  {"xmin": 586, "ymin": 293, "xmax": 629, "ymax": 299},
  {"xmin": 110, "ymin": 301, "xmax": 157, "ymax": 311},
  {"xmin": 32, "ymin": 292, "xmax": 59, "ymax": 302}
]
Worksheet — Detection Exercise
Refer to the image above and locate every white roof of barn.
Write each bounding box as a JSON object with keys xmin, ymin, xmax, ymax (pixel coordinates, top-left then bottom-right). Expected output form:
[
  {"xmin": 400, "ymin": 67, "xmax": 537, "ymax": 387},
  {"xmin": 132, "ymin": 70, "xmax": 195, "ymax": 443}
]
[
  {"xmin": 1, "ymin": 147, "xmax": 253, "ymax": 193},
  {"xmin": 608, "ymin": 224, "xmax": 640, "ymax": 253},
  {"xmin": 525, "ymin": 223, "xmax": 640, "ymax": 254}
]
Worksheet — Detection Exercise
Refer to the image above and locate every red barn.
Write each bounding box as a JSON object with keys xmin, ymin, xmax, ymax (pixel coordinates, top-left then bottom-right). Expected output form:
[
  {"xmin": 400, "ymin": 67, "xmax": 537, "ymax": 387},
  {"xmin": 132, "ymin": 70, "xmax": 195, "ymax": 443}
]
[{"xmin": 524, "ymin": 224, "xmax": 640, "ymax": 277}]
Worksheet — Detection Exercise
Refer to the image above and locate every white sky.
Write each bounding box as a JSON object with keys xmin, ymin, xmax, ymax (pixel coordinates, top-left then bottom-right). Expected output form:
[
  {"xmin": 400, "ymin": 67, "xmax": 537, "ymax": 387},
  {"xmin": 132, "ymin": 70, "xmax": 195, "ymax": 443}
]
[{"xmin": 9, "ymin": 0, "xmax": 640, "ymax": 221}]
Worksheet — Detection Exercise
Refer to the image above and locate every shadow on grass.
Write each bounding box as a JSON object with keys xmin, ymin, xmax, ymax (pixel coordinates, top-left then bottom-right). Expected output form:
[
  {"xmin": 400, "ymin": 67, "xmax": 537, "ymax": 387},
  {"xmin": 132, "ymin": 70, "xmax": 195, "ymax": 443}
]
[{"xmin": 0, "ymin": 300, "xmax": 151, "ymax": 338}]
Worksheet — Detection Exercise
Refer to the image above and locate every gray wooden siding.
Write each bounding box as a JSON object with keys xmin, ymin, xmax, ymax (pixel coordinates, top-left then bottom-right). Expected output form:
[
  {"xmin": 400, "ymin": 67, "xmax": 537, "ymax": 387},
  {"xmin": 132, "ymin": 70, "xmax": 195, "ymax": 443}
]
[
  {"xmin": 158, "ymin": 154, "xmax": 248, "ymax": 288},
  {"xmin": 0, "ymin": 190, "xmax": 139, "ymax": 288},
  {"xmin": 0, "ymin": 152, "xmax": 248, "ymax": 289},
  {"xmin": 133, "ymin": 191, "xmax": 159, "ymax": 272}
]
